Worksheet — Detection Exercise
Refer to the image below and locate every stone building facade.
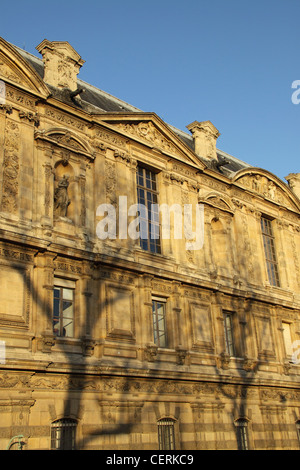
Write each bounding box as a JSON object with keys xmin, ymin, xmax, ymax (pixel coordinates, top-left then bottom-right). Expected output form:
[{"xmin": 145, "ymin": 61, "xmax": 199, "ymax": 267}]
[{"xmin": 1, "ymin": 36, "xmax": 300, "ymax": 450}]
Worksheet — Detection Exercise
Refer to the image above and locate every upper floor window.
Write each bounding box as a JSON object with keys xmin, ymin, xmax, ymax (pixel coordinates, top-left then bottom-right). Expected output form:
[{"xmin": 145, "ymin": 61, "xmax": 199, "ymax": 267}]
[
  {"xmin": 152, "ymin": 298, "xmax": 167, "ymax": 348},
  {"xmin": 261, "ymin": 217, "xmax": 280, "ymax": 287},
  {"xmin": 223, "ymin": 311, "xmax": 235, "ymax": 357},
  {"xmin": 136, "ymin": 165, "xmax": 161, "ymax": 254},
  {"xmin": 53, "ymin": 279, "xmax": 75, "ymax": 338},
  {"xmin": 51, "ymin": 418, "xmax": 77, "ymax": 450},
  {"xmin": 158, "ymin": 418, "xmax": 176, "ymax": 450}
]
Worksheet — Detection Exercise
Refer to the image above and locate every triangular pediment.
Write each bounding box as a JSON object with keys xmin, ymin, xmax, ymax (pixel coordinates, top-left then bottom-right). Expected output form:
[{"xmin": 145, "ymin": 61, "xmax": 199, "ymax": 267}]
[
  {"xmin": 0, "ymin": 37, "xmax": 49, "ymax": 97},
  {"xmin": 233, "ymin": 168, "xmax": 300, "ymax": 212},
  {"xmin": 97, "ymin": 113, "xmax": 205, "ymax": 170}
]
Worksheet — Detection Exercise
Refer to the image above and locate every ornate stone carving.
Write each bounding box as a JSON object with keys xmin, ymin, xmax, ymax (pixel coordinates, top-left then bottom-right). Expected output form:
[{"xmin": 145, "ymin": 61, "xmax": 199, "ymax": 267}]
[
  {"xmin": 176, "ymin": 345, "xmax": 188, "ymax": 365},
  {"xmin": 144, "ymin": 343, "xmax": 158, "ymax": 362},
  {"xmin": 18, "ymin": 110, "xmax": 40, "ymax": 126},
  {"xmin": 236, "ymin": 174, "xmax": 292, "ymax": 208},
  {"xmin": 117, "ymin": 121, "xmax": 178, "ymax": 155},
  {"xmin": 1, "ymin": 120, "xmax": 20, "ymax": 213},
  {"xmin": 105, "ymin": 161, "xmax": 117, "ymax": 205}
]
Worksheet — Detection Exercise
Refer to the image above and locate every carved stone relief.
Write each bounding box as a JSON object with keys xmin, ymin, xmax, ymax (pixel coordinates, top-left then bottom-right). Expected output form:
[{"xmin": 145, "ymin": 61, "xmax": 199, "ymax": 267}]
[
  {"xmin": 1, "ymin": 120, "xmax": 20, "ymax": 213},
  {"xmin": 105, "ymin": 161, "xmax": 117, "ymax": 205},
  {"xmin": 116, "ymin": 121, "xmax": 178, "ymax": 155},
  {"xmin": 236, "ymin": 174, "xmax": 292, "ymax": 208}
]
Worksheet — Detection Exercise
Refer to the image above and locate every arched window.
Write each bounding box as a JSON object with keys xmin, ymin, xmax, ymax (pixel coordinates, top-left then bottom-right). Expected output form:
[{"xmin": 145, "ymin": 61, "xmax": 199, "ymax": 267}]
[
  {"xmin": 235, "ymin": 418, "xmax": 249, "ymax": 450},
  {"xmin": 158, "ymin": 418, "xmax": 176, "ymax": 450},
  {"xmin": 51, "ymin": 418, "xmax": 77, "ymax": 450}
]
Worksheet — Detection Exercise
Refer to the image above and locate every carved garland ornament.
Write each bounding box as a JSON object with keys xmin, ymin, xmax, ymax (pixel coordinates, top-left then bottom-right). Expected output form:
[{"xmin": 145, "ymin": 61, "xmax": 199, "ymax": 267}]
[{"xmin": 1, "ymin": 120, "xmax": 20, "ymax": 213}]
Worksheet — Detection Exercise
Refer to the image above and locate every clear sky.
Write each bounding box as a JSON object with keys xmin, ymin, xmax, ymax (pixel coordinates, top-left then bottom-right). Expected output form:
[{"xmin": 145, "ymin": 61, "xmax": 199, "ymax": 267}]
[{"xmin": 1, "ymin": 0, "xmax": 299, "ymax": 181}]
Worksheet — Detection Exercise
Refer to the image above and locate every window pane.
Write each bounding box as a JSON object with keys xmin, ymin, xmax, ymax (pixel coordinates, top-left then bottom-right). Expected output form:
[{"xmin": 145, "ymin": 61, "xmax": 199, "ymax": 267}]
[
  {"xmin": 63, "ymin": 288, "xmax": 73, "ymax": 301},
  {"xmin": 236, "ymin": 420, "xmax": 249, "ymax": 450},
  {"xmin": 224, "ymin": 313, "xmax": 235, "ymax": 356},
  {"xmin": 158, "ymin": 419, "xmax": 175, "ymax": 450},
  {"xmin": 152, "ymin": 300, "xmax": 167, "ymax": 347},
  {"xmin": 261, "ymin": 217, "xmax": 280, "ymax": 286},
  {"xmin": 51, "ymin": 419, "xmax": 77, "ymax": 450},
  {"xmin": 136, "ymin": 166, "xmax": 160, "ymax": 253},
  {"xmin": 53, "ymin": 286, "xmax": 74, "ymax": 338}
]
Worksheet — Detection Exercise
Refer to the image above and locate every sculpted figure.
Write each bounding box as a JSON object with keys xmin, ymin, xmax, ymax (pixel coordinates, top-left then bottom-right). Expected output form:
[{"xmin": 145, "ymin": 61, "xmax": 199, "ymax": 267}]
[{"xmin": 54, "ymin": 174, "xmax": 70, "ymax": 217}]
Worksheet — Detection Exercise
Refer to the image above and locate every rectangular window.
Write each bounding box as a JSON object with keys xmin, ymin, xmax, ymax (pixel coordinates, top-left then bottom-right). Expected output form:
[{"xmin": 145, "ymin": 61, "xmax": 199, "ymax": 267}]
[
  {"xmin": 296, "ymin": 422, "xmax": 300, "ymax": 447},
  {"xmin": 223, "ymin": 312, "xmax": 235, "ymax": 357},
  {"xmin": 236, "ymin": 419, "xmax": 249, "ymax": 450},
  {"xmin": 53, "ymin": 279, "xmax": 75, "ymax": 338},
  {"xmin": 158, "ymin": 419, "xmax": 175, "ymax": 450},
  {"xmin": 261, "ymin": 217, "xmax": 280, "ymax": 287},
  {"xmin": 136, "ymin": 165, "xmax": 161, "ymax": 253},
  {"xmin": 152, "ymin": 298, "xmax": 167, "ymax": 348},
  {"xmin": 51, "ymin": 419, "xmax": 77, "ymax": 450}
]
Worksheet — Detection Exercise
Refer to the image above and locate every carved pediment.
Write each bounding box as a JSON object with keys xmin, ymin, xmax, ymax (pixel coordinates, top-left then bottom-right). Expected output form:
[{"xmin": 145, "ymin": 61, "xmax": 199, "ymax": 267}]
[
  {"xmin": 100, "ymin": 114, "xmax": 205, "ymax": 169},
  {"xmin": 199, "ymin": 193, "xmax": 234, "ymax": 215},
  {"xmin": 50, "ymin": 132, "xmax": 86, "ymax": 151},
  {"xmin": 234, "ymin": 170, "xmax": 300, "ymax": 211},
  {"xmin": 0, "ymin": 54, "xmax": 28, "ymax": 87},
  {"xmin": 116, "ymin": 121, "xmax": 178, "ymax": 154},
  {"xmin": 0, "ymin": 38, "xmax": 49, "ymax": 97},
  {"xmin": 35, "ymin": 128, "xmax": 94, "ymax": 160}
]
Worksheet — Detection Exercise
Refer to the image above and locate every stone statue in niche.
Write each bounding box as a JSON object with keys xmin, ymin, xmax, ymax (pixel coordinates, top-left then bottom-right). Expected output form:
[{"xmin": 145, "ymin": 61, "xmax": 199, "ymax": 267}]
[{"xmin": 54, "ymin": 174, "xmax": 70, "ymax": 218}]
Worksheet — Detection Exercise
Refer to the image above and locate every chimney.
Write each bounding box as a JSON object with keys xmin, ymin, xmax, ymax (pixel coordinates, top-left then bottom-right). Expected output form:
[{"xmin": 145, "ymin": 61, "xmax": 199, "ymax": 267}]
[
  {"xmin": 187, "ymin": 120, "xmax": 220, "ymax": 161},
  {"xmin": 36, "ymin": 39, "xmax": 85, "ymax": 91},
  {"xmin": 285, "ymin": 173, "xmax": 300, "ymax": 200}
]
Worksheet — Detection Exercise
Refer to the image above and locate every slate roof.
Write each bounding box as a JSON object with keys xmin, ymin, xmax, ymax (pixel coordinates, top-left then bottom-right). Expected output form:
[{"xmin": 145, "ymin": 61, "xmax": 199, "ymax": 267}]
[{"xmin": 13, "ymin": 44, "xmax": 250, "ymax": 176}]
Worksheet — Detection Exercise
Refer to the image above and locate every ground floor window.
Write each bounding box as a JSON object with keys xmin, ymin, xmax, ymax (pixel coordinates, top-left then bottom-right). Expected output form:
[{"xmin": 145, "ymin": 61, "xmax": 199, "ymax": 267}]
[
  {"xmin": 235, "ymin": 418, "xmax": 249, "ymax": 450},
  {"xmin": 158, "ymin": 418, "xmax": 176, "ymax": 450},
  {"xmin": 51, "ymin": 418, "xmax": 77, "ymax": 450}
]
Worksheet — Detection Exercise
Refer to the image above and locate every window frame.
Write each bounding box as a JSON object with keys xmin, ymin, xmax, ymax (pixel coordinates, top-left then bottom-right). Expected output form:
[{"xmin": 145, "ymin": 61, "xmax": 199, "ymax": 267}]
[
  {"xmin": 53, "ymin": 278, "xmax": 75, "ymax": 338},
  {"xmin": 157, "ymin": 418, "xmax": 176, "ymax": 450},
  {"xmin": 50, "ymin": 418, "xmax": 77, "ymax": 450},
  {"xmin": 235, "ymin": 418, "xmax": 249, "ymax": 450},
  {"xmin": 152, "ymin": 297, "xmax": 168, "ymax": 348},
  {"xmin": 223, "ymin": 311, "xmax": 236, "ymax": 357},
  {"xmin": 136, "ymin": 165, "xmax": 161, "ymax": 254},
  {"xmin": 260, "ymin": 216, "xmax": 280, "ymax": 287}
]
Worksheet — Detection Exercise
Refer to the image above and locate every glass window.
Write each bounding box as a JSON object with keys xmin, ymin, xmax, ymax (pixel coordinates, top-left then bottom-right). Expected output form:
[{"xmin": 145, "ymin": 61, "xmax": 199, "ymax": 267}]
[
  {"xmin": 158, "ymin": 419, "xmax": 175, "ymax": 450},
  {"xmin": 51, "ymin": 418, "xmax": 77, "ymax": 450},
  {"xmin": 236, "ymin": 419, "xmax": 249, "ymax": 450},
  {"xmin": 53, "ymin": 285, "xmax": 74, "ymax": 338},
  {"xmin": 223, "ymin": 312, "xmax": 235, "ymax": 356},
  {"xmin": 136, "ymin": 166, "xmax": 161, "ymax": 253},
  {"xmin": 296, "ymin": 421, "xmax": 300, "ymax": 447},
  {"xmin": 261, "ymin": 217, "xmax": 280, "ymax": 287},
  {"xmin": 152, "ymin": 299, "xmax": 167, "ymax": 348}
]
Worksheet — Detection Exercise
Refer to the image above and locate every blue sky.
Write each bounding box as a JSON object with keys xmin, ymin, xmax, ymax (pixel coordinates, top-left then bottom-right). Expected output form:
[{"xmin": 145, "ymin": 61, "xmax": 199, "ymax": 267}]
[{"xmin": 1, "ymin": 0, "xmax": 299, "ymax": 181}]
